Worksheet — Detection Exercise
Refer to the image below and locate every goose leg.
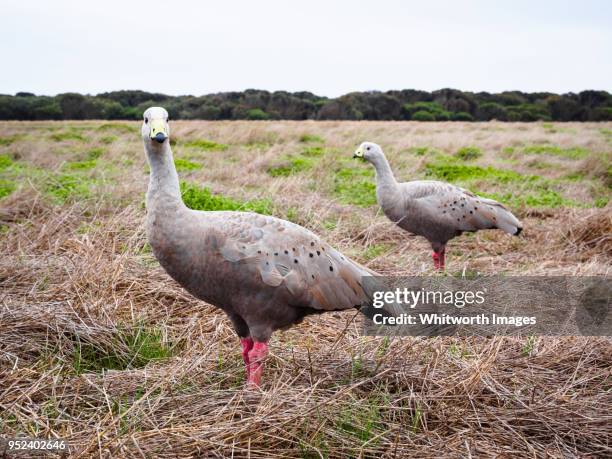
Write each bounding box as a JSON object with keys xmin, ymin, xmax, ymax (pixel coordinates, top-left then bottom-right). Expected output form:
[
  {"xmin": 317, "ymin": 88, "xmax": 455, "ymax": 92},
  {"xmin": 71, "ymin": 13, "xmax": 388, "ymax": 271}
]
[
  {"xmin": 240, "ymin": 337, "xmax": 254, "ymax": 379},
  {"xmin": 432, "ymin": 246, "xmax": 446, "ymax": 270},
  {"xmin": 246, "ymin": 341, "xmax": 269, "ymax": 387}
]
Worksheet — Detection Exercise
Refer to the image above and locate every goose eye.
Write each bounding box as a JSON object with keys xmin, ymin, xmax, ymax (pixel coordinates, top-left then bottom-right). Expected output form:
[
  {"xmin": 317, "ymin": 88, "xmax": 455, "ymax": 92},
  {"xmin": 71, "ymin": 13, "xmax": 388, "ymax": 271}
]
[
  {"xmin": 366, "ymin": 146, "xmax": 371, "ymax": 150},
  {"xmin": 145, "ymin": 118, "xmax": 149, "ymax": 124}
]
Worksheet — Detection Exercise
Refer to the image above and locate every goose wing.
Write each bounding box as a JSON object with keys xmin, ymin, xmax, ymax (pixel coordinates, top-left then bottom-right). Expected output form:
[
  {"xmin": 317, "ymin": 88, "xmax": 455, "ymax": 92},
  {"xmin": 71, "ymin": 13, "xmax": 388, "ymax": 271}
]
[
  {"xmin": 401, "ymin": 180, "xmax": 522, "ymax": 235},
  {"xmin": 209, "ymin": 211, "xmax": 376, "ymax": 311}
]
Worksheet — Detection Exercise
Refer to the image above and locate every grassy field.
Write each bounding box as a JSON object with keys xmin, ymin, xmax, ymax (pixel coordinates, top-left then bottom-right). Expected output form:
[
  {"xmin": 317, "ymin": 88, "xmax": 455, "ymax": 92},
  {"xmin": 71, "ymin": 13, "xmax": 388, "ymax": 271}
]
[{"xmin": 1, "ymin": 120, "xmax": 611, "ymax": 458}]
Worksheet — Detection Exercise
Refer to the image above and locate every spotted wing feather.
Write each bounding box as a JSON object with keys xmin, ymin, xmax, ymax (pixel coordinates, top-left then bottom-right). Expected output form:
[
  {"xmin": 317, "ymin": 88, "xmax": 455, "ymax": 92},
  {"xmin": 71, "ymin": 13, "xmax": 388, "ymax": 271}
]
[{"xmin": 213, "ymin": 212, "xmax": 373, "ymax": 311}]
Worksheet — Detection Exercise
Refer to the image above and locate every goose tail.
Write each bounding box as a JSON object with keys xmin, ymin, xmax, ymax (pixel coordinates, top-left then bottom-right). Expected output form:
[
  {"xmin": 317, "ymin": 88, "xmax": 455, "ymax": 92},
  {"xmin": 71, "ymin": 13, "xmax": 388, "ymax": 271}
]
[{"xmin": 478, "ymin": 197, "xmax": 523, "ymax": 235}]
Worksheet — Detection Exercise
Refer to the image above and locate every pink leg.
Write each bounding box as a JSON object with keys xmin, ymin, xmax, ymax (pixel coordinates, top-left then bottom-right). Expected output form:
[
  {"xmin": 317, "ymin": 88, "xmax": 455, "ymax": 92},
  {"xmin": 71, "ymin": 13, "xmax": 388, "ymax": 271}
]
[
  {"xmin": 247, "ymin": 341, "xmax": 269, "ymax": 387},
  {"xmin": 432, "ymin": 247, "xmax": 446, "ymax": 270},
  {"xmin": 240, "ymin": 337, "xmax": 254, "ymax": 380},
  {"xmin": 432, "ymin": 251, "xmax": 440, "ymax": 269}
]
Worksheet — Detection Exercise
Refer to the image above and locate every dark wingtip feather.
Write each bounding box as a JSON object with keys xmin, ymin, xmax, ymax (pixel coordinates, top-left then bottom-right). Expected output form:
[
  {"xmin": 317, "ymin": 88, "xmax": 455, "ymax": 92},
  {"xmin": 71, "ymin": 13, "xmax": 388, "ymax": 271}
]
[{"xmin": 514, "ymin": 227, "xmax": 523, "ymax": 236}]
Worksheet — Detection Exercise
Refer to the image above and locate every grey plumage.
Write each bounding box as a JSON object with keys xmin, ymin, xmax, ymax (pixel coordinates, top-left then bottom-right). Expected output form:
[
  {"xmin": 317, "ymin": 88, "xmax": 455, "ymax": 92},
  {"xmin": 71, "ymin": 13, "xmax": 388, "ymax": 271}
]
[
  {"xmin": 142, "ymin": 109, "xmax": 393, "ymax": 352},
  {"xmin": 354, "ymin": 142, "xmax": 522, "ymax": 265}
]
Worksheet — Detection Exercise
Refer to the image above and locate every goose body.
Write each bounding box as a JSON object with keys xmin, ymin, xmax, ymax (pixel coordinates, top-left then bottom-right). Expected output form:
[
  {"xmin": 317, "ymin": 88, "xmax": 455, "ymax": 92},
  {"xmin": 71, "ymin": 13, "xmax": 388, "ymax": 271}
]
[
  {"xmin": 142, "ymin": 108, "xmax": 384, "ymax": 386},
  {"xmin": 354, "ymin": 142, "xmax": 522, "ymax": 269}
]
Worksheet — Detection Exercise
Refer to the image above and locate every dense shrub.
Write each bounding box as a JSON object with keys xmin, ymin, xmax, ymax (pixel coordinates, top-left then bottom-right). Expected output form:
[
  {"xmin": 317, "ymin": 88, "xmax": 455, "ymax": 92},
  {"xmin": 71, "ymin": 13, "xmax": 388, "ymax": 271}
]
[
  {"xmin": 451, "ymin": 111, "xmax": 474, "ymax": 121},
  {"xmin": 0, "ymin": 89, "xmax": 610, "ymax": 121},
  {"xmin": 411, "ymin": 110, "xmax": 436, "ymax": 121},
  {"xmin": 246, "ymin": 108, "xmax": 270, "ymax": 120},
  {"xmin": 476, "ymin": 102, "xmax": 508, "ymax": 121}
]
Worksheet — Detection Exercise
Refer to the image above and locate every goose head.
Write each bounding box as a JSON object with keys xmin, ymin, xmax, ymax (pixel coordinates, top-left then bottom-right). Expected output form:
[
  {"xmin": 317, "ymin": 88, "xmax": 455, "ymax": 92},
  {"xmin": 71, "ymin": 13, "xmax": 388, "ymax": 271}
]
[
  {"xmin": 142, "ymin": 107, "xmax": 170, "ymax": 146},
  {"xmin": 353, "ymin": 141, "xmax": 384, "ymax": 162}
]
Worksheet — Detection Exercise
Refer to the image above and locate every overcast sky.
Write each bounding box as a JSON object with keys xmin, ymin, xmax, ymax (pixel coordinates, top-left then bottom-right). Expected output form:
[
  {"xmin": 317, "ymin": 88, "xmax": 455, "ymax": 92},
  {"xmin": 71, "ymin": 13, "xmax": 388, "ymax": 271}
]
[{"xmin": 3, "ymin": 0, "xmax": 611, "ymax": 97}]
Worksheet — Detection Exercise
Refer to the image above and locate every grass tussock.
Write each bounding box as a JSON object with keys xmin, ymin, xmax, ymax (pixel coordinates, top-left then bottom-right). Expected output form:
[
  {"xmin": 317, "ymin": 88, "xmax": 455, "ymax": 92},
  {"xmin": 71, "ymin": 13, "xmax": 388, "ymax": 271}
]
[
  {"xmin": 0, "ymin": 119, "xmax": 610, "ymax": 457},
  {"xmin": 455, "ymin": 146, "xmax": 482, "ymax": 160},
  {"xmin": 72, "ymin": 323, "xmax": 176, "ymax": 374},
  {"xmin": 563, "ymin": 209, "xmax": 612, "ymax": 258}
]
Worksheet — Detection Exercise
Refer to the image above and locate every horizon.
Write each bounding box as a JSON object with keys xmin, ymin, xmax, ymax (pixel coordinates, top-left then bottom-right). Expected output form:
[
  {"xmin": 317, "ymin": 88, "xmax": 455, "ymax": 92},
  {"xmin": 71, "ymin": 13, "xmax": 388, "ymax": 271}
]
[
  {"xmin": 3, "ymin": 0, "xmax": 611, "ymax": 97},
  {"xmin": 7, "ymin": 87, "xmax": 612, "ymax": 99}
]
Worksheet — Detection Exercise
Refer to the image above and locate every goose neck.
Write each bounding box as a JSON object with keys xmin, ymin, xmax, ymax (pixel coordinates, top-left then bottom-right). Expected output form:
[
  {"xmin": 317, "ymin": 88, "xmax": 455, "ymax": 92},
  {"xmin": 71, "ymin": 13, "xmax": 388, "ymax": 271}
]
[
  {"xmin": 145, "ymin": 142, "xmax": 184, "ymax": 215},
  {"xmin": 372, "ymin": 154, "xmax": 398, "ymax": 190}
]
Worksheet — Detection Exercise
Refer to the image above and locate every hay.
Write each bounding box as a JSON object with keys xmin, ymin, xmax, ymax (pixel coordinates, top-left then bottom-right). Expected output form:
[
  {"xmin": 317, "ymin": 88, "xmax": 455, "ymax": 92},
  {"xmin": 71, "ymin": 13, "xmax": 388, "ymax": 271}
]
[
  {"xmin": 563, "ymin": 208, "xmax": 612, "ymax": 259},
  {"xmin": 1, "ymin": 120, "xmax": 611, "ymax": 457}
]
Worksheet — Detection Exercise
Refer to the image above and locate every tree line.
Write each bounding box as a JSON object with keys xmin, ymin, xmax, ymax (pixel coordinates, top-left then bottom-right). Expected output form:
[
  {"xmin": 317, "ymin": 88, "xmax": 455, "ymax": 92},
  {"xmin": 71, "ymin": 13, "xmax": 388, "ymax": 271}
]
[{"xmin": 0, "ymin": 88, "xmax": 610, "ymax": 121}]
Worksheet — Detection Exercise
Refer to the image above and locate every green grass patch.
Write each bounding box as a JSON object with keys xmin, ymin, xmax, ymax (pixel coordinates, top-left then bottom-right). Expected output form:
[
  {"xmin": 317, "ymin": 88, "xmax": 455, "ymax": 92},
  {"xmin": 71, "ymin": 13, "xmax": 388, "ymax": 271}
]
[
  {"xmin": 362, "ymin": 243, "xmax": 393, "ymax": 261},
  {"xmin": 180, "ymin": 181, "xmax": 273, "ymax": 214},
  {"xmin": 527, "ymin": 160, "xmax": 555, "ymax": 170},
  {"xmin": 0, "ymin": 134, "xmax": 24, "ymax": 146},
  {"xmin": 409, "ymin": 146, "xmax": 430, "ymax": 156},
  {"xmin": 299, "ymin": 134, "xmax": 324, "ymax": 143},
  {"xmin": 284, "ymin": 207, "xmax": 300, "ymax": 223},
  {"xmin": 184, "ymin": 138, "xmax": 228, "ymax": 151},
  {"xmin": 542, "ymin": 123, "xmax": 575, "ymax": 134},
  {"xmin": 87, "ymin": 147, "xmax": 105, "ymax": 160},
  {"xmin": 322, "ymin": 218, "xmax": 338, "ymax": 231},
  {"xmin": 0, "ymin": 155, "xmax": 26, "ymax": 199},
  {"xmin": 96, "ymin": 122, "xmax": 135, "ymax": 134},
  {"xmin": 411, "ymin": 403, "xmax": 423, "ymax": 433},
  {"xmin": 333, "ymin": 165, "xmax": 376, "ymax": 207},
  {"xmin": 0, "ymin": 154, "xmax": 14, "ymax": 169},
  {"xmin": 425, "ymin": 161, "xmax": 524, "ymax": 183},
  {"xmin": 267, "ymin": 156, "xmax": 314, "ymax": 177},
  {"xmin": 64, "ymin": 159, "xmax": 97, "ymax": 170},
  {"xmin": 45, "ymin": 173, "xmax": 95, "ymax": 202},
  {"xmin": 174, "ymin": 158, "xmax": 202, "ymax": 171},
  {"xmin": 424, "ymin": 156, "xmax": 592, "ymax": 208},
  {"xmin": 72, "ymin": 324, "xmax": 174, "ymax": 374},
  {"xmin": 0, "ymin": 179, "xmax": 15, "ymax": 199},
  {"xmin": 455, "ymin": 146, "xmax": 482, "ymax": 161},
  {"xmin": 50, "ymin": 131, "xmax": 87, "ymax": 142},
  {"xmin": 564, "ymin": 171, "xmax": 585, "ymax": 181},
  {"xmin": 522, "ymin": 334, "xmax": 536, "ymax": 356},
  {"xmin": 480, "ymin": 189, "xmax": 580, "ymax": 208},
  {"xmin": 523, "ymin": 144, "xmax": 590, "ymax": 159},
  {"xmin": 301, "ymin": 146, "xmax": 325, "ymax": 157},
  {"xmin": 245, "ymin": 141, "xmax": 273, "ymax": 150},
  {"xmin": 100, "ymin": 135, "xmax": 117, "ymax": 144},
  {"xmin": 336, "ymin": 397, "xmax": 383, "ymax": 443}
]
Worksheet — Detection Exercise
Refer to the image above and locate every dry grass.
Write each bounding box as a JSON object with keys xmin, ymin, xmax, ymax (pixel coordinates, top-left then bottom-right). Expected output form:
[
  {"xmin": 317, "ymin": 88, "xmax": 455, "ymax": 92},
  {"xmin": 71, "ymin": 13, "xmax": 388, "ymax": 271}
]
[{"xmin": 0, "ymin": 121, "xmax": 611, "ymax": 458}]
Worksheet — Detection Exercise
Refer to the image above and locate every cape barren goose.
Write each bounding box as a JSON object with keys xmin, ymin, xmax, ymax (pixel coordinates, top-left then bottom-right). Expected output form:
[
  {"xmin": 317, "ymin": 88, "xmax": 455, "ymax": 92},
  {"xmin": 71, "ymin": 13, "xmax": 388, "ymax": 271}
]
[
  {"xmin": 142, "ymin": 108, "xmax": 397, "ymax": 387},
  {"xmin": 353, "ymin": 142, "xmax": 522, "ymax": 270}
]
